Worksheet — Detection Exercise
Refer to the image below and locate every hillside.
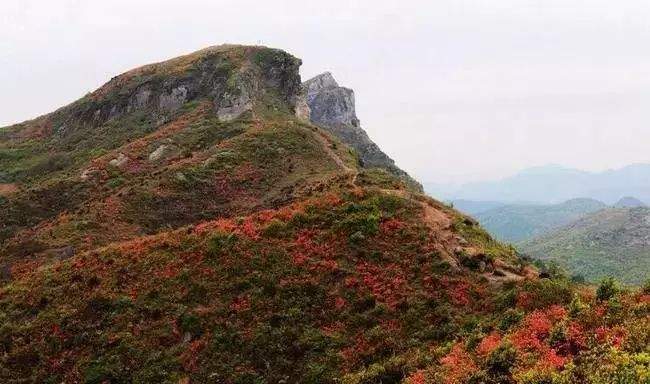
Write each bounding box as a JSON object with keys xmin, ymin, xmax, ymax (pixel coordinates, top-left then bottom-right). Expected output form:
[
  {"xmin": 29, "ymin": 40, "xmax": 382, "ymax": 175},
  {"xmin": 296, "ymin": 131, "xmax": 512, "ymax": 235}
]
[
  {"xmin": 475, "ymin": 198, "xmax": 607, "ymax": 243},
  {"xmin": 429, "ymin": 164, "xmax": 650, "ymax": 204},
  {"xmin": 0, "ymin": 45, "xmax": 648, "ymax": 383},
  {"xmin": 521, "ymin": 207, "xmax": 650, "ymax": 285}
]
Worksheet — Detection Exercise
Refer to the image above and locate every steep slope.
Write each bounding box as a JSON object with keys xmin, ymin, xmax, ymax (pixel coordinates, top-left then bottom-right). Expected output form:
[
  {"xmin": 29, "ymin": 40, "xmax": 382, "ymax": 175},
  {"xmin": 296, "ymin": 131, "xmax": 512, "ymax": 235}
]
[
  {"xmin": 0, "ymin": 46, "xmax": 647, "ymax": 384},
  {"xmin": 432, "ymin": 163, "xmax": 650, "ymax": 204},
  {"xmin": 303, "ymin": 72, "xmax": 422, "ymax": 191},
  {"xmin": 0, "ymin": 45, "xmax": 362, "ymax": 274},
  {"xmin": 521, "ymin": 207, "xmax": 650, "ymax": 284},
  {"xmin": 475, "ymin": 198, "xmax": 607, "ymax": 243}
]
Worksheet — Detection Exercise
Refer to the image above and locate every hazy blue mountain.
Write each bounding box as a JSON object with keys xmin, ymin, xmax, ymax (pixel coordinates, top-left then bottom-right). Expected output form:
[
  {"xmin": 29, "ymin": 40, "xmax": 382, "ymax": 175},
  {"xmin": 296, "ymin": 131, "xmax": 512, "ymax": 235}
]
[
  {"xmin": 613, "ymin": 196, "xmax": 646, "ymax": 208},
  {"xmin": 450, "ymin": 199, "xmax": 506, "ymax": 215},
  {"xmin": 427, "ymin": 164, "xmax": 650, "ymax": 204},
  {"xmin": 474, "ymin": 198, "xmax": 607, "ymax": 243}
]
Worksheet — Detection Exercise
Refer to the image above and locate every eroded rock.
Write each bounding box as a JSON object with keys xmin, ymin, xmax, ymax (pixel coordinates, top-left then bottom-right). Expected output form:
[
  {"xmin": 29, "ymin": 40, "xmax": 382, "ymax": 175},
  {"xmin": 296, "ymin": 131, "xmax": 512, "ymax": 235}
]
[{"xmin": 109, "ymin": 153, "xmax": 129, "ymax": 168}]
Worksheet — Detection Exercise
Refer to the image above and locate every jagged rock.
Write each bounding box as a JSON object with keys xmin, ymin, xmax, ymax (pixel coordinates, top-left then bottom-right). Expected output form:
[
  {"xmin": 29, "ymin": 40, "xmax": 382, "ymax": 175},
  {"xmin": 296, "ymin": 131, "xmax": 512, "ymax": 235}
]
[
  {"xmin": 80, "ymin": 168, "xmax": 101, "ymax": 181},
  {"xmin": 149, "ymin": 144, "xmax": 173, "ymax": 162},
  {"xmin": 159, "ymin": 86, "xmax": 188, "ymax": 112},
  {"xmin": 174, "ymin": 172, "xmax": 188, "ymax": 183},
  {"xmin": 304, "ymin": 72, "xmax": 358, "ymax": 127},
  {"xmin": 215, "ymin": 86, "xmax": 253, "ymax": 122},
  {"xmin": 293, "ymin": 93, "xmax": 311, "ymax": 121},
  {"xmin": 302, "ymin": 72, "xmax": 422, "ymax": 191}
]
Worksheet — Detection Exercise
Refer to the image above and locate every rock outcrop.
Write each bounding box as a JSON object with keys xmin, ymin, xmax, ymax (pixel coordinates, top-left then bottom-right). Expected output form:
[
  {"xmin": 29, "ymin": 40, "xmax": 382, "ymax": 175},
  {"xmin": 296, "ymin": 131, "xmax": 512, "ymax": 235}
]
[
  {"xmin": 303, "ymin": 72, "xmax": 422, "ymax": 191},
  {"xmin": 48, "ymin": 45, "xmax": 306, "ymax": 133}
]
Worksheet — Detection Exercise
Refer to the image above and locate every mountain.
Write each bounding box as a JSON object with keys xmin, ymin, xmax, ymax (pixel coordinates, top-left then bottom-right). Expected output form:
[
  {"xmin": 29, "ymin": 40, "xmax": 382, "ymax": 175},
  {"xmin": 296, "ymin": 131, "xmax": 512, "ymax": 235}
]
[
  {"xmin": 0, "ymin": 45, "xmax": 647, "ymax": 383},
  {"xmin": 475, "ymin": 198, "xmax": 607, "ymax": 243},
  {"xmin": 613, "ymin": 196, "xmax": 646, "ymax": 208},
  {"xmin": 428, "ymin": 164, "xmax": 650, "ymax": 204},
  {"xmin": 521, "ymin": 207, "xmax": 650, "ymax": 284},
  {"xmin": 450, "ymin": 200, "xmax": 507, "ymax": 215}
]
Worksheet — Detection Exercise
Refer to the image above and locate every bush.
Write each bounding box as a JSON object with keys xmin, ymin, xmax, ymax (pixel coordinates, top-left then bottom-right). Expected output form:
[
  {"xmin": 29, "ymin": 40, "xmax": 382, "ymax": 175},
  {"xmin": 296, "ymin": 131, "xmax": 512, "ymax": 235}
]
[
  {"xmin": 596, "ymin": 277, "xmax": 621, "ymax": 301},
  {"xmin": 207, "ymin": 232, "xmax": 238, "ymax": 257},
  {"xmin": 485, "ymin": 343, "xmax": 517, "ymax": 375}
]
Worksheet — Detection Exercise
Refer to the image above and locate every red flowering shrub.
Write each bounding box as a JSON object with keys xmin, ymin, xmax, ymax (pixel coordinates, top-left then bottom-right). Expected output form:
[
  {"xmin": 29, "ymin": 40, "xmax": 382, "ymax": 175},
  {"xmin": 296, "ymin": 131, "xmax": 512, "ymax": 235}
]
[
  {"xmin": 477, "ymin": 332, "xmax": 502, "ymax": 357},
  {"xmin": 440, "ymin": 343, "xmax": 478, "ymax": 384}
]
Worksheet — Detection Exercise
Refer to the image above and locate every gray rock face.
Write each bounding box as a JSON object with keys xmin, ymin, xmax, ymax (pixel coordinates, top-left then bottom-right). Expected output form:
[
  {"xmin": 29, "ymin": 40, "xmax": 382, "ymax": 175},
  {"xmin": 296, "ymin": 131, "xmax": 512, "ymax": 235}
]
[
  {"xmin": 159, "ymin": 86, "xmax": 189, "ymax": 112},
  {"xmin": 53, "ymin": 46, "xmax": 307, "ymax": 132},
  {"xmin": 302, "ymin": 73, "xmax": 422, "ymax": 191}
]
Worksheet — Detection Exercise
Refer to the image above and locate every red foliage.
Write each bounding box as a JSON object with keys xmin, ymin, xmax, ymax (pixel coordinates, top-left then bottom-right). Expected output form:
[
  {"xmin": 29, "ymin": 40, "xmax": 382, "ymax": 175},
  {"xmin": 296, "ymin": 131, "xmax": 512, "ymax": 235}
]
[
  {"xmin": 230, "ymin": 295, "xmax": 251, "ymax": 312},
  {"xmin": 239, "ymin": 217, "xmax": 259, "ymax": 239},
  {"xmin": 594, "ymin": 325, "xmax": 627, "ymax": 347},
  {"xmin": 335, "ymin": 297, "xmax": 347, "ymax": 310},
  {"xmin": 405, "ymin": 370, "xmax": 427, "ymax": 384},
  {"xmin": 180, "ymin": 337, "xmax": 208, "ymax": 372},
  {"xmin": 439, "ymin": 277, "xmax": 474, "ymax": 307},
  {"xmin": 357, "ymin": 262, "xmax": 409, "ymax": 309},
  {"xmin": 440, "ymin": 343, "xmax": 478, "ymax": 384},
  {"xmin": 339, "ymin": 334, "xmax": 373, "ymax": 371},
  {"xmin": 476, "ymin": 332, "xmax": 502, "ymax": 357},
  {"xmin": 515, "ymin": 291, "xmax": 533, "ymax": 309},
  {"xmin": 380, "ymin": 218, "xmax": 405, "ymax": 233}
]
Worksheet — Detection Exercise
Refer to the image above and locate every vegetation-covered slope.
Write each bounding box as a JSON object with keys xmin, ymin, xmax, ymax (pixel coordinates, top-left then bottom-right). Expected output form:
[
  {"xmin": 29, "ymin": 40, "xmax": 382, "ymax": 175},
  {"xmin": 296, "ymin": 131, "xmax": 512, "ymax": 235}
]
[
  {"xmin": 0, "ymin": 45, "xmax": 364, "ymax": 274},
  {"xmin": 0, "ymin": 45, "xmax": 648, "ymax": 384},
  {"xmin": 475, "ymin": 198, "xmax": 607, "ymax": 243},
  {"xmin": 521, "ymin": 207, "xmax": 650, "ymax": 285}
]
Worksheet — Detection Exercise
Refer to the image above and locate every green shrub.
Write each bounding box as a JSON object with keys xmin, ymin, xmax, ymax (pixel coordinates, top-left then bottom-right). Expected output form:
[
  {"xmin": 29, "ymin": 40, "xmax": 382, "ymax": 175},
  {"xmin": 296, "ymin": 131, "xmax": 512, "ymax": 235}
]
[
  {"xmin": 207, "ymin": 232, "xmax": 238, "ymax": 257},
  {"xmin": 596, "ymin": 277, "xmax": 621, "ymax": 301},
  {"xmin": 485, "ymin": 343, "xmax": 517, "ymax": 375}
]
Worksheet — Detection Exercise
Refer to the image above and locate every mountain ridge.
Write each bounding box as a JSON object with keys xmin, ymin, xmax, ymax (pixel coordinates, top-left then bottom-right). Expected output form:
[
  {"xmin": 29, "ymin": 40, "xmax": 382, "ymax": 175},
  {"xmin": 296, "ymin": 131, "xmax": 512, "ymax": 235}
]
[
  {"xmin": 474, "ymin": 198, "xmax": 607, "ymax": 243},
  {"xmin": 427, "ymin": 164, "xmax": 650, "ymax": 204},
  {"xmin": 521, "ymin": 206, "xmax": 650, "ymax": 284},
  {"xmin": 0, "ymin": 45, "xmax": 647, "ymax": 383}
]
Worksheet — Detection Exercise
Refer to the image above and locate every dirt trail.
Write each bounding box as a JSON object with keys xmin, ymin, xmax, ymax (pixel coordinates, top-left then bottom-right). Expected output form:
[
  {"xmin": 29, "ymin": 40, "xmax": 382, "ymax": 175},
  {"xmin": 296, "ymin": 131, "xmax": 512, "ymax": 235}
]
[
  {"xmin": 309, "ymin": 127, "xmax": 358, "ymax": 185},
  {"xmin": 312, "ymin": 129, "xmax": 355, "ymax": 174},
  {"xmin": 308, "ymin": 125, "xmax": 530, "ymax": 282}
]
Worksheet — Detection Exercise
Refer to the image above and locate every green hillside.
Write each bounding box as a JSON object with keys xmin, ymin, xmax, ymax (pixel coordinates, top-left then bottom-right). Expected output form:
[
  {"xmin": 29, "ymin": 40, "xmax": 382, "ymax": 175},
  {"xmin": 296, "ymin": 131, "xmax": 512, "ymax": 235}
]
[
  {"xmin": 0, "ymin": 45, "xmax": 647, "ymax": 384},
  {"xmin": 520, "ymin": 207, "xmax": 650, "ymax": 285},
  {"xmin": 475, "ymin": 198, "xmax": 607, "ymax": 243}
]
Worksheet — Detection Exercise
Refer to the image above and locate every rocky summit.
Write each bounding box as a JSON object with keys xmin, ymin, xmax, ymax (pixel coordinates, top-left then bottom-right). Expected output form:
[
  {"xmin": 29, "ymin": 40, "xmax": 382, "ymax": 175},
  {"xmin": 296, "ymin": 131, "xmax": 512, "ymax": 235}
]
[
  {"xmin": 303, "ymin": 72, "xmax": 422, "ymax": 191},
  {"xmin": 0, "ymin": 45, "xmax": 647, "ymax": 384}
]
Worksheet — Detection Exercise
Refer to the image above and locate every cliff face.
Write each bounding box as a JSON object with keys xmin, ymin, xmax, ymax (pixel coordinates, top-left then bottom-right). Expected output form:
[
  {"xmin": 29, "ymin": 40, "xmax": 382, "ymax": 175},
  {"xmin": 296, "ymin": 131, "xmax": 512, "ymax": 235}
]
[
  {"xmin": 33, "ymin": 45, "xmax": 306, "ymax": 138},
  {"xmin": 303, "ymin": 72, "xmax": 423, "ymax": 191}
]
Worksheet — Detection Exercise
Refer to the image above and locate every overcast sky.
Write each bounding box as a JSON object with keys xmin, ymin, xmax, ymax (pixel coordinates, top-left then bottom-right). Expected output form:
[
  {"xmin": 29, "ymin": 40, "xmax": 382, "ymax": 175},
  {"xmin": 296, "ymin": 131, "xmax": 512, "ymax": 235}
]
[{"xmin": 2, "ymin": 0, "xmax": 650, "ymax": 183}]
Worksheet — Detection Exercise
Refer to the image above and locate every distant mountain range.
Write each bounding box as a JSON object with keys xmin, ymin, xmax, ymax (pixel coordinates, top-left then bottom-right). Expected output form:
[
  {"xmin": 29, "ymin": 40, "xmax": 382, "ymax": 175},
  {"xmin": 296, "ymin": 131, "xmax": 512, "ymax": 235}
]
[
  {"xmin": 474, "ymin": 198, "xmax": 607, "ymax": 243},
  {"xmin": 426, "ymin": 164, "xmax": 650, "ymax": 205},
  {"xmin": 520, "ymin": 207, "xmax": 650, "ymax": 285},
  {"xmin": 452, "ymin": 195, "xmax": 650, "ymax": 284}
]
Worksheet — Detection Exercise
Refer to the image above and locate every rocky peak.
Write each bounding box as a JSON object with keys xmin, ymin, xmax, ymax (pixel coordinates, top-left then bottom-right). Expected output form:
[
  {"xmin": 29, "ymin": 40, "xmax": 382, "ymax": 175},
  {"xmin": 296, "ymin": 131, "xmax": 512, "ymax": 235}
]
[
  {"xmin": 303, "ymin": 72, "xmax": 339, "ymax": 100},
  {"xmin": 302, "ymin": 72, "xmax": 422, "ymax": 191},
  {"xmin": 303, "ymin": 72, "xmax": 359, "ymax": 128},
  {"xmin": 50, "ymin": 45, "xmax": 307, "ymax": 134}
]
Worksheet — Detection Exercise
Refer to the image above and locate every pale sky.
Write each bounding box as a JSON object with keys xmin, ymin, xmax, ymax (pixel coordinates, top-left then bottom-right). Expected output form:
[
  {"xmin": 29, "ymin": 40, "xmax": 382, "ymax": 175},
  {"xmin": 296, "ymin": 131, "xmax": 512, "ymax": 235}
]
[{"xmin": 2, "ymin": 0, "xmax": 650, "ymax": 183}]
